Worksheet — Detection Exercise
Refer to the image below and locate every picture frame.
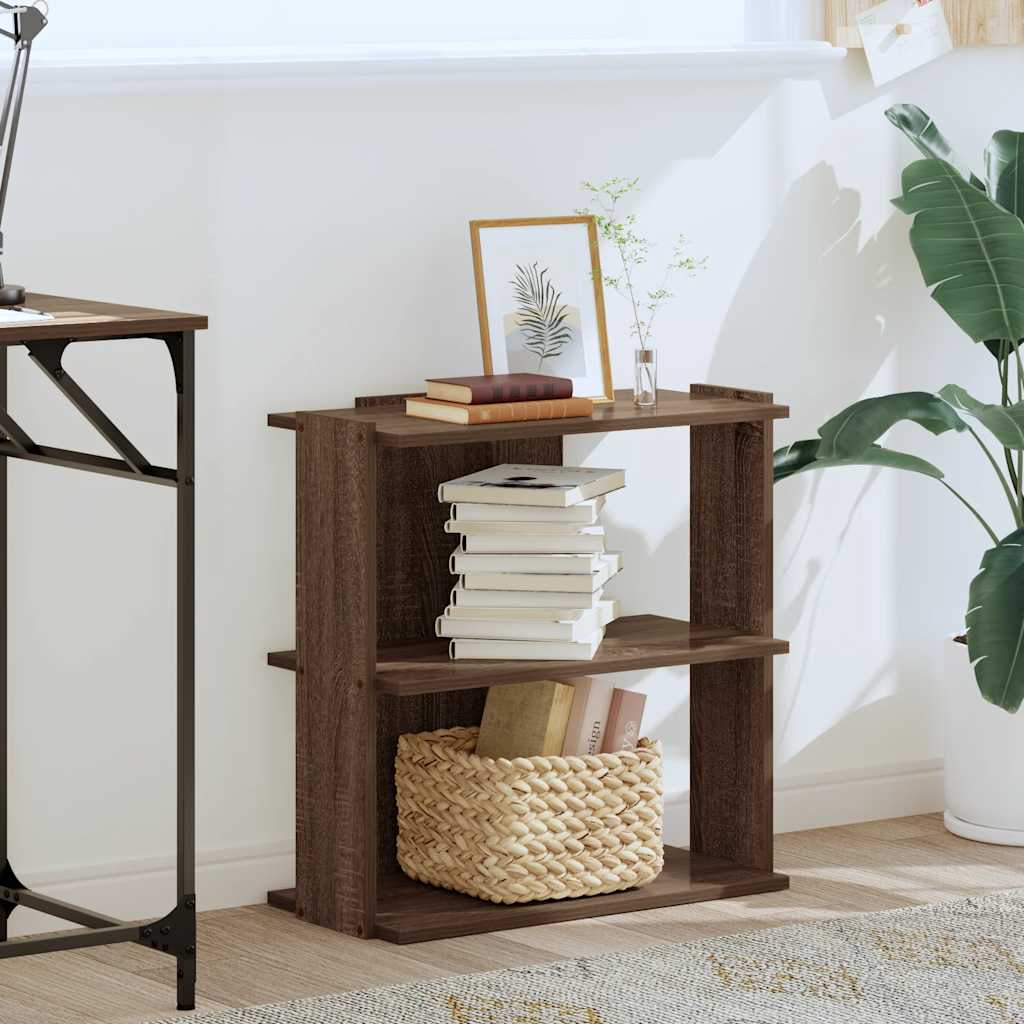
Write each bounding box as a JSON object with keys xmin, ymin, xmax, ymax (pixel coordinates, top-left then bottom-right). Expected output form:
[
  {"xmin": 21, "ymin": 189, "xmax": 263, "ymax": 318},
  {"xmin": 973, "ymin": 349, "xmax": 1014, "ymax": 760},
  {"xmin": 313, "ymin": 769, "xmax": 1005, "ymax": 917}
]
[{"xmin": 470, "ymin": 216, "xmax": 614, "ymax": 403}]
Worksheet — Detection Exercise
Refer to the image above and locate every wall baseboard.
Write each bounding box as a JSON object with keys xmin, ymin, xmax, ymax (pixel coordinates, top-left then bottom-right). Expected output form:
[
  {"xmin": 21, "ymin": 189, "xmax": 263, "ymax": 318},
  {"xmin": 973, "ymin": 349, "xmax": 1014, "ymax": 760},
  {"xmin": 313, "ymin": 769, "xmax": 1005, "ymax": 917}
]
[
  {"xmin": 662, "ymin": 758, "xmax": 944, "ymax": 847},
  {"xmin": 7, "ymin": 840, "xmax": 295, "ymax": 938},
  {"xmin": 8, "ymin": 760, "xmax": 943, "ymax": 935}
]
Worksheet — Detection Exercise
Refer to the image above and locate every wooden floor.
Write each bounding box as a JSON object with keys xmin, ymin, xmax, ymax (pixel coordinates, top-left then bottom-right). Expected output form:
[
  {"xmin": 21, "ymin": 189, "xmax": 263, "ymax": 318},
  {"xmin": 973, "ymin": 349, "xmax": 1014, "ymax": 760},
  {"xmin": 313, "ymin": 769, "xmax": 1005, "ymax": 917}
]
[{"xmin": 2, "ymin": 813, "xmax": 1022, "ymax": 1023}]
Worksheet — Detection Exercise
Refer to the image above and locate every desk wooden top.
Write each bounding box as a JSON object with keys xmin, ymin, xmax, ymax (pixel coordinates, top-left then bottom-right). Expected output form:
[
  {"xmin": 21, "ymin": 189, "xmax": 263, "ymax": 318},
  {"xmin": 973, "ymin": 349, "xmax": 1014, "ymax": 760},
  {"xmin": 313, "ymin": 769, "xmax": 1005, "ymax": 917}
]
[{"xmin": 0, "ymin": 294, "xmax": 208, "ymax": 344}]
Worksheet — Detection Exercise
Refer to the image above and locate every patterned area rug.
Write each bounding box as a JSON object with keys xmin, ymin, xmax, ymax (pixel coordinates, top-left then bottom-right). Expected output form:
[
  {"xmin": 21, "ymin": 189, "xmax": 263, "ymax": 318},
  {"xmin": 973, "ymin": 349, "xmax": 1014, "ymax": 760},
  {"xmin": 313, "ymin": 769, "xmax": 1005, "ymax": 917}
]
[{"xmin": 149, "ymin": 890, "xmax": 1024, "ymax": 1023}]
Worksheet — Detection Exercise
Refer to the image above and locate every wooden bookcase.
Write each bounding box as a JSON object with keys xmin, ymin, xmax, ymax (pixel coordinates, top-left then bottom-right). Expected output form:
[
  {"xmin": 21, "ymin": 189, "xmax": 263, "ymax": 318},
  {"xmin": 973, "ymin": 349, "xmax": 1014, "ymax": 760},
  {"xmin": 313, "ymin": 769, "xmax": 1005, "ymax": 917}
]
[{"xmin": 265, "ymin": 385, "xmax": 791, "ymax": 943}]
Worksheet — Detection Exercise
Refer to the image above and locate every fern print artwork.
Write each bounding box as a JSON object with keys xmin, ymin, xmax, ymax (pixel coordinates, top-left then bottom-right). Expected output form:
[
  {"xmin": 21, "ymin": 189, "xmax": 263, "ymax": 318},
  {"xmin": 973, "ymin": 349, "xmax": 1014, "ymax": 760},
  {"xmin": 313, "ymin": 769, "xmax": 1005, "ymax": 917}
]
[
  {"xmin": 471, "ymin": 217, "xmax": 613, "ymax": 402},
  {"xmin": 508, "ymin": 263, "xmax": 579, "ymax": 372}
]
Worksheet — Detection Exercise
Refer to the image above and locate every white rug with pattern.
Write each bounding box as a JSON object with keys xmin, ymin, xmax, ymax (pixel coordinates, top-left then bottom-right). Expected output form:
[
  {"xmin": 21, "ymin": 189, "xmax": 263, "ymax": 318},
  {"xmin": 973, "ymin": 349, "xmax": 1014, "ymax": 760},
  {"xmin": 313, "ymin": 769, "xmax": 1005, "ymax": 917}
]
[{"xmin": 149, "ymin": 890, "xmax": 1024, "ymax": 1022}]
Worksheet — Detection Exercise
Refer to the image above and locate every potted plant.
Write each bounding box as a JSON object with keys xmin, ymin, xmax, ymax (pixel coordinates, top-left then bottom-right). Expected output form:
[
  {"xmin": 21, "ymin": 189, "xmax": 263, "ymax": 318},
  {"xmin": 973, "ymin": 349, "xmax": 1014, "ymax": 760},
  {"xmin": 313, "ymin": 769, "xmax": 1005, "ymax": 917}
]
[{"xmin": 775, "ymin": 105, "xmax": 1024, "ymax": 845}]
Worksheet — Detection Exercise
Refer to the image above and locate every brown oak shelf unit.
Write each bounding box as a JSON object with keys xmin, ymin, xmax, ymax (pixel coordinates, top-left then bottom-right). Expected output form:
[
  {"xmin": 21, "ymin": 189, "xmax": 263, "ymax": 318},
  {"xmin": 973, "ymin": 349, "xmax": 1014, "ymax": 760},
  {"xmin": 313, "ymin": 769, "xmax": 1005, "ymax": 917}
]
[{"xmin": 267, "ymin": 386, "xmax": 790, "ymax": 942}]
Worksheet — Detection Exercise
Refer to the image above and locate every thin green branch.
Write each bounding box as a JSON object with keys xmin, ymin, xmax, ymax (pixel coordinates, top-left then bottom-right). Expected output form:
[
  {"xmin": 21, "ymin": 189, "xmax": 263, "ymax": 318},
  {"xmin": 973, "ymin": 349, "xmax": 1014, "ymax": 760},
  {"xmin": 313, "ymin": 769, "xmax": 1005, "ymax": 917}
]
[
  {"xmin": 966, "ymin": 424, "xmax": 1022, "ymax": 526},
  {"xmin": 941, "ymin": 480, "xmax": 1000, "ymax": 545},
  {"xmin": 999, "ymin": 344, "xmax": 1021, "ymax": 502}
]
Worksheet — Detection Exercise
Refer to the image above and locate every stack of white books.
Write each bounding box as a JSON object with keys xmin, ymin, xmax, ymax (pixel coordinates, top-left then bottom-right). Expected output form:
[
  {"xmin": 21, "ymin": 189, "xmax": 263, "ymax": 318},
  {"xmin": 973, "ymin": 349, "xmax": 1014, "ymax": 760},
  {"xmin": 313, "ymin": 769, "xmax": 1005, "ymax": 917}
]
[{"xmin": 436, "ymin": 464, "xmax": 625, "ymax": 660}]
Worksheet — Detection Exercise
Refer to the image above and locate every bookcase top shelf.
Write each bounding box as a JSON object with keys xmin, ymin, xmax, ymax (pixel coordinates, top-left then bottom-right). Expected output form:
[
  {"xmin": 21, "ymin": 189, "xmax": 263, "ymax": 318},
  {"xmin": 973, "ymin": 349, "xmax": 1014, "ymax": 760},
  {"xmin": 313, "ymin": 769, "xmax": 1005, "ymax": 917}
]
[
  {"xmin": 268, "ymin": 614, "xmax": 789, "ymax": 696},
  {"xmin": 268, "ymin": 388, "xmax": 789, "ymax": 447}
]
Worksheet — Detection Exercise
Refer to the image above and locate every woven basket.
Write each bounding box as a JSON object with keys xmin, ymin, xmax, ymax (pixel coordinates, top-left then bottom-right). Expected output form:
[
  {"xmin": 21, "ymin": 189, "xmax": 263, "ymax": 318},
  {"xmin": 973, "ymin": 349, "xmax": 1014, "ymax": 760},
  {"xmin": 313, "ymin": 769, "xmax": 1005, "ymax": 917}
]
[{"xmin": 395, "ymin": 726, "xmax": 664, "ymax": 905}]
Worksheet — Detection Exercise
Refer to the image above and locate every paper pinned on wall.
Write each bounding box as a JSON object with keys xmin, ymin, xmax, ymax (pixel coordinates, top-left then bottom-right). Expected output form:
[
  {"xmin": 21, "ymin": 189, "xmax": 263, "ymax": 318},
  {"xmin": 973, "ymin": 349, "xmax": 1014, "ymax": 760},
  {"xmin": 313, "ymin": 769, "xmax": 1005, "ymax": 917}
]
[{"xmin": 857, "ymin": 0, "xmax": 953, "ymax": 86}]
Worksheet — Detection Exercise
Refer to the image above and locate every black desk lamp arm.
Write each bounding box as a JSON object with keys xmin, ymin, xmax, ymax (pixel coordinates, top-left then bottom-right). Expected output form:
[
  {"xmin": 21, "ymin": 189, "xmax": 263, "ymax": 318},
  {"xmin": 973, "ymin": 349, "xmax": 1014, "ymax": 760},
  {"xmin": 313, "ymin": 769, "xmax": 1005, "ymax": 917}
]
[{"xmin": 0, "ymin": 3, "xmax": 45, "ymax": 297}]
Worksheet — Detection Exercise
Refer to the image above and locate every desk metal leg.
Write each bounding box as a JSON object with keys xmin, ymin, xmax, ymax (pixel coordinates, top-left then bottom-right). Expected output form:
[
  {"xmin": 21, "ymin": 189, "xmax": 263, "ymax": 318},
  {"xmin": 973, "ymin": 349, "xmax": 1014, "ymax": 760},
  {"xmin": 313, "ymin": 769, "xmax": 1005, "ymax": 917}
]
[
  {"xmin": 0, "ymin": 333, "xmax": 198, "ymax": 1011},
  {"xmin": 173, "ymin": 330, "xmax": 197, "ymax": 1012},
  {"xmin": 0, "ymin": 344, "xmax": 6, "ymax": 946}
]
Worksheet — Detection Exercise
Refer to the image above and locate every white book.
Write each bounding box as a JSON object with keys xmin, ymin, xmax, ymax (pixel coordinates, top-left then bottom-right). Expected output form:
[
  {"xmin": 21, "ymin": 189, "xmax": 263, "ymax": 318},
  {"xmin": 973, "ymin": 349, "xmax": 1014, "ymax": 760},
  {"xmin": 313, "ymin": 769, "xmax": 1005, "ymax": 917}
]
[
  {"xmin": 460, "ymin": 553, "xmax": 622, "ymax": 594},
  {"xmin": 444, "ymin": 599, "xmax": 620, "ymax": 626},
  {"xmin": 445, "ymin": 521, "xmax": 605, "ymax": 536},
  {"xmin": 439, "ymin": 465, "xmax": 625, "ymax": 508},
  {"xmin": 450, "ymin": 550, "xmax": 607, "ymax": 575},
  {"xmin": 562, "ymin": 677, "xmax": 616, "ymax": 756},
  {"xmin": 450, "ymin": 583, "xmax": 607, "ymax": 610},
  {"xmin": 448, "ymin": 629, "xmax": 605, "ymax": 662},
  {"xmin": 436, "ymin": 605, "xmax": 603, "ymax": 642},
  {"xmin": 459, "ymin": 529, "xmax": 605, "ymax": 555},
  {"xmin": 451, "ymin": 497, "xmax": 606, "ymax": 524}
]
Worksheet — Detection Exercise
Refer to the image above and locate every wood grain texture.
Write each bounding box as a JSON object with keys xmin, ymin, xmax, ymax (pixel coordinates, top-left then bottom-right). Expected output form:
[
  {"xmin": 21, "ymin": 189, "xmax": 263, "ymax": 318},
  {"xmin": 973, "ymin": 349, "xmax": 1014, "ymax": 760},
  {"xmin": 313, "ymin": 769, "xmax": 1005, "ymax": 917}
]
[
  {"xmin": 0, "ymin": 294, "xmax": 207, "ymax": 344},
  {"xmin": 946, "ymin": 0, "xmax": 1024, "ymax": 42},
  {"xmin": 690, "ymin": 384, "xmax": 775, "ymax": 873},
  {"xmin": 267, "ymin": 617, "xmax": 789, "ymax": 693},
  {"xmin": 826, "ymin": 0, "xmax": 1022, "ymax": 47},
  {"xmin": 269, "ymin": 846, "xmax": 788, "ymax": 944},
  {"xmin": 295, "ymin": 412, "xmax": 377, "ymax": 937},
  {"xmin": 268, "ymin": 389, "xmax": 789, "ymax": 446}
]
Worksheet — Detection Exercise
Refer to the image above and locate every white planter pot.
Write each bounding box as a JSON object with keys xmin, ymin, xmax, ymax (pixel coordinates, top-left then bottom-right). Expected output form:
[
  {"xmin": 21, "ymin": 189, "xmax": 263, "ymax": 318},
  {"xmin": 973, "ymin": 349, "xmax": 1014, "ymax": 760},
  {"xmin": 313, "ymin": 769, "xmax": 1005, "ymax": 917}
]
[{"xmin": 944, "ymin": 636, "xmax": 1024, "ymax": 845}]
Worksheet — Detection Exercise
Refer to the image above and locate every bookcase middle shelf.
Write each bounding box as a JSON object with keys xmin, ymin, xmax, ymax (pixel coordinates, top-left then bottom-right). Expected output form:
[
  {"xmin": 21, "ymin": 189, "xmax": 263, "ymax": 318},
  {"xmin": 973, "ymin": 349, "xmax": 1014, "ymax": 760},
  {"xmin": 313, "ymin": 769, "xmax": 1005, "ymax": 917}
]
[{"xmin": 267, "ymin": 613, "xmax": 788, "ymax": 696}]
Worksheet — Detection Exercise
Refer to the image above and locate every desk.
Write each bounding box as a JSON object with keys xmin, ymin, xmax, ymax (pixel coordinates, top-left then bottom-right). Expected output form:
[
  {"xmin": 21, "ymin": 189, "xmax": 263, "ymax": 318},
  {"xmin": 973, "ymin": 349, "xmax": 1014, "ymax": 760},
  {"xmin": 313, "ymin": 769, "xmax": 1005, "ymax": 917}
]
[{"xmin": 0, "ymin": 294, "xmax": 207, "ymax": 1012}]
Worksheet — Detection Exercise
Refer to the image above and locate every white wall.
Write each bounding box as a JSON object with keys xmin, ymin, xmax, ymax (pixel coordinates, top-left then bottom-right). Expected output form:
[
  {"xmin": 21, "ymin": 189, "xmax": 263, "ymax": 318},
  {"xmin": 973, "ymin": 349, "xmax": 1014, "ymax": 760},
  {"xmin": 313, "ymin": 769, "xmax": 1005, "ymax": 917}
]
[
  {"xmin": 41, "ymin": 0, "xmax": 750, "ymax": 52},
  {"xmin": 3, "ymin": 41, "xmax": 1018, "ymax": 927}
]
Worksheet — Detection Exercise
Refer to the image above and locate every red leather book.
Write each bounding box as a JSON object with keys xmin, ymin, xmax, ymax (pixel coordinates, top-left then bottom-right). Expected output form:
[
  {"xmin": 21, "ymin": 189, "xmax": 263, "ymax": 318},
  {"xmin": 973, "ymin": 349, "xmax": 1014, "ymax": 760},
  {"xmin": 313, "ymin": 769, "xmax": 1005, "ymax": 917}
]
[{"xmin": 425, "ymin": 374, "xmax": 573, "ymax": 405}]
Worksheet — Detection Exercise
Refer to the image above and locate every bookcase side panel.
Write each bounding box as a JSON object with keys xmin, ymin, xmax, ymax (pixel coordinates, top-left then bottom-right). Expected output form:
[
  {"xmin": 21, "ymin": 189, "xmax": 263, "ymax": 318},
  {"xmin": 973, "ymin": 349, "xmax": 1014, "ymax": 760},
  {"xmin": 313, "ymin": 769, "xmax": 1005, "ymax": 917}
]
[
  {"xmin": 689, "ymin": 384, "xmax": 775, "ymax": 872},
  {"xmin": 296, "ymin": 412, "xmax": 377, "ymax": 936}
]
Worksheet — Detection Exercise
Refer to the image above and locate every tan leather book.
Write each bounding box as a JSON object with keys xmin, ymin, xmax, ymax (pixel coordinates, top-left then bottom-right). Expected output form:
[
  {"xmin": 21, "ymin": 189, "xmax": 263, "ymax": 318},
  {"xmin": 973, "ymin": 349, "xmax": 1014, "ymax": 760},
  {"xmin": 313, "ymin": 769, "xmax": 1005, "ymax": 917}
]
[
  {"xmin": 406, "ymin": 396, "xmax": 593, "ymax": 425},
  {"xmin": 425, "ymin": 373, "xmax": 572, "ymax": 404},
  {"xmin": 475, "ymin": 680, "xmax": 576, "ymax": 760}
]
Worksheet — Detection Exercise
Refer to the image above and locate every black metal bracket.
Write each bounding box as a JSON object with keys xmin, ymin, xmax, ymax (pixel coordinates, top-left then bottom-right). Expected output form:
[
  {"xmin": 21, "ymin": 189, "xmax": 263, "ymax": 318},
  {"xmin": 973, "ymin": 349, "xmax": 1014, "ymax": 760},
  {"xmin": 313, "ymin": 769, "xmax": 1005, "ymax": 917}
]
[
  {"xmin": 26, "ymin": 339, "xmax": 152, "ymax": 475},
  {"xmin": 0, "ymin": 339, "xmax": 180, "ymax": 486},
  {"xmin": 136, "ymin": 894, "xmax": 196, "ymax": 958},
  {"xmin": 0, "ymin": 860, "xmax": 25, "ymax": 921},
  {"xmin": 162, "ymin": 334, "xmax": 185, "ymax": 396}
]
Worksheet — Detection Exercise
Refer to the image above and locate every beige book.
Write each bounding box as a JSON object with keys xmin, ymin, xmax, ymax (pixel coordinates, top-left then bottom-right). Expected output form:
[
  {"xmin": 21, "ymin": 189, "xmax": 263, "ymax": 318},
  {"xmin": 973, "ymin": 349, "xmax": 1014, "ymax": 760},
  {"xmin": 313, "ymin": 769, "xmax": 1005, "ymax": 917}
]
[
  {"xmin": 562, "ymin": 677, "xmax": 616, "ymax": 756},
  {"xmin": 475, "ymin": 680, "xmax": 576, "ymax": 760}
]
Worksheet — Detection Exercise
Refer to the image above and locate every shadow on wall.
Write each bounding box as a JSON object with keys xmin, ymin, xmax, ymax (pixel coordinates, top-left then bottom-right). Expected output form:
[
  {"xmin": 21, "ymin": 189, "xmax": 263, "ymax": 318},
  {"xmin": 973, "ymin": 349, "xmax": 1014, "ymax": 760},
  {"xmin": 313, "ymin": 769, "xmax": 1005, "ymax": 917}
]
[{"xmin": 706, "ymin": 159, "xmax": 921, "ymax": 766}]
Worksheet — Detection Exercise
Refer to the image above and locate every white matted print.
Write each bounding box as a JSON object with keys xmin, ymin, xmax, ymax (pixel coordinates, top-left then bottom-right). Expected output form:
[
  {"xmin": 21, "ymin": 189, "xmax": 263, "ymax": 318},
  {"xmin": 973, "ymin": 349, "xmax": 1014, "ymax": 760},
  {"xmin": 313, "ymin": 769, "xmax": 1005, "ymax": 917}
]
[{"xmin": 471, "ymin": 217, "xmax": 613, "ymax": 402}]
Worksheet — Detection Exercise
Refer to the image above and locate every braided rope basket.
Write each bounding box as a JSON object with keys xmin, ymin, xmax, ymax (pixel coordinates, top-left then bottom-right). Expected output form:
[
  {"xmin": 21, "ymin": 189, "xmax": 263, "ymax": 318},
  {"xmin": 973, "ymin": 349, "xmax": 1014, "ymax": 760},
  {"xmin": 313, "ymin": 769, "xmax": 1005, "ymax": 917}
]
[{"xmin": 395, "ymin": 726, "xmax": 664, "ymax": 905}]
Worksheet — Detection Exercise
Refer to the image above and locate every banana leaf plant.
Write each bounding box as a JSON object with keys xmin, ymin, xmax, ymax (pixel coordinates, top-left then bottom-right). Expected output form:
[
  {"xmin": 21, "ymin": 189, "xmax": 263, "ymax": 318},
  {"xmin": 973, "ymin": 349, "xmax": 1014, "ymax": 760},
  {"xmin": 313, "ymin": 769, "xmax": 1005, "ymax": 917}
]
[{"xmin": 775, "ymin": 104, "xmax": 1024, "ymax": 713}]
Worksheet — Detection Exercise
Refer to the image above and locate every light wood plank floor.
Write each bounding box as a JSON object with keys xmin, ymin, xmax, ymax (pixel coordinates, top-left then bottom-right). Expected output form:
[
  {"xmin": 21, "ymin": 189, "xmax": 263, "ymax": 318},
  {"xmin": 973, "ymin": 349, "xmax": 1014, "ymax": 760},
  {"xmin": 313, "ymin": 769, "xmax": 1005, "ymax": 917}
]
[{"xmin": 1, "ymin": 814, "xmax": 1022, "ymax": 1023}]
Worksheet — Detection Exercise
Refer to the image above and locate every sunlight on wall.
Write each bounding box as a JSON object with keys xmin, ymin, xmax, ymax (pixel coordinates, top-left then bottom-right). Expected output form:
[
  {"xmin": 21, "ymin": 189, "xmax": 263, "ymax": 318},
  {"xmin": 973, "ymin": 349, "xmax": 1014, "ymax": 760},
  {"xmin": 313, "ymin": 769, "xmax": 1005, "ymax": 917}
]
[{"xmin": 43, "ymin": 0, "xmax": 752, "ymax": 51}]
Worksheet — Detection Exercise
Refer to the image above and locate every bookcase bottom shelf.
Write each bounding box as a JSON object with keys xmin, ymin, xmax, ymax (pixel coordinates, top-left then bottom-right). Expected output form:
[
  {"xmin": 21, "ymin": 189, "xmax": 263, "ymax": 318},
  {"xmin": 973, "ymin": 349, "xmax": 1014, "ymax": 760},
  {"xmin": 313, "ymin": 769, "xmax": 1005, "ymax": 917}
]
[{"xmin": 267, "ymin": 847, "xmax": 789, "ymax": 943}]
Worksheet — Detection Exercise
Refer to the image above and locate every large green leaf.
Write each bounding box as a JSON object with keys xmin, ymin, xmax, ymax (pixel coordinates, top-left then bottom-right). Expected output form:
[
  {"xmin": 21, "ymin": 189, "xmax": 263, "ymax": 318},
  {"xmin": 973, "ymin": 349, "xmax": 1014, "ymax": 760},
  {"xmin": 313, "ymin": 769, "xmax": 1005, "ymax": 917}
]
[
  {"xmin": 773, "ymin": 438, "xmax": 944, "ymax": 484},
  {"xmin": 893, "ymin": 159, "xmax": 1024, "ymax": 346},
  {"xmin": 966, "ymin": 528, "xmax": 1024, "ymax": 712},
  {"xmin": 985, "ymin": 130, "xmax": 1024, "ymax": 217},
  {"xmin": 816, "ymin": 392, "xmax": 965, "ymax": 459},
  {"xmin": 938, "ymin": 383, "xmax": 1024, "ymax": 449},
  {"xmin": 886, "ymin": 104, "xmax": 985, "ymax": 190}
]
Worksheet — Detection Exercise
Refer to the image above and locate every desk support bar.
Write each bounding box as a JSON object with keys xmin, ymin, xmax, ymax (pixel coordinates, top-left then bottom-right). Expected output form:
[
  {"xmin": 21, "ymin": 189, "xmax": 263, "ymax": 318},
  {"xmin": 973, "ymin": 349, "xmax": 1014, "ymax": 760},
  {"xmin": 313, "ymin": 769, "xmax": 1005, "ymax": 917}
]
[
  {"xmin": 0, "ymin": 441, "xmax": 176, "ymax": 485},
  {"xmin": 0, "ymin": 409, "xmax": 33, "ymax": 453},
  {"xmin": 27, "ymin": 340, "xmax": 152, "ymax": 476}
]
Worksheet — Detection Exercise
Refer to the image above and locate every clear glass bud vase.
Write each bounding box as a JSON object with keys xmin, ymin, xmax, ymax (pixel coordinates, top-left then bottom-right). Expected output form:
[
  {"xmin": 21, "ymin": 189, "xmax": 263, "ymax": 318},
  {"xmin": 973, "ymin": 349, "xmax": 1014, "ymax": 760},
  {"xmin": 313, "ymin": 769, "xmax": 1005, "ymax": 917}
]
[{"xmin": 634, "ymin": 348, "xmax": 657, "ymax": 408}]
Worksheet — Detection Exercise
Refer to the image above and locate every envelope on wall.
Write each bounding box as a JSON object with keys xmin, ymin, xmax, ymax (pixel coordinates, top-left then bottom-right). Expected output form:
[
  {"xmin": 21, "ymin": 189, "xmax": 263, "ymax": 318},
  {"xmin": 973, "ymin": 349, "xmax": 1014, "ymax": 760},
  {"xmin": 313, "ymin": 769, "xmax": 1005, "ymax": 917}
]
[{"xmin": 857, "ymin": 0, "xmax": 953, "ymax": 86}]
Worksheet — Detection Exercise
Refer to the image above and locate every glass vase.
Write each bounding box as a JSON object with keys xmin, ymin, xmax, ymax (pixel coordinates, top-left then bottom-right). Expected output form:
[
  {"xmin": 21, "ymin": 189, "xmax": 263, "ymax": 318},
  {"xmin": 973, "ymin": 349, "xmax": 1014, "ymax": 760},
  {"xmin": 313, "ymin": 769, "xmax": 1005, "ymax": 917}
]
[{"xmin": 634, "ymin": 348, "xmax": 657, "ymax": 408}]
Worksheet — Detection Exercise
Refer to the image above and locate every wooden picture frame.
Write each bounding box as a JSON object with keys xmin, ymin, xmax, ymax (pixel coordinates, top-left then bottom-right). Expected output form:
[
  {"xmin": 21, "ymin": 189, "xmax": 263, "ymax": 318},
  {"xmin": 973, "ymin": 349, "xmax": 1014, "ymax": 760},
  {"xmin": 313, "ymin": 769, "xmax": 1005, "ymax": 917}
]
[{"xmin": 470, "ymin": 216, "xmax": 614, "ymax": 403}]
